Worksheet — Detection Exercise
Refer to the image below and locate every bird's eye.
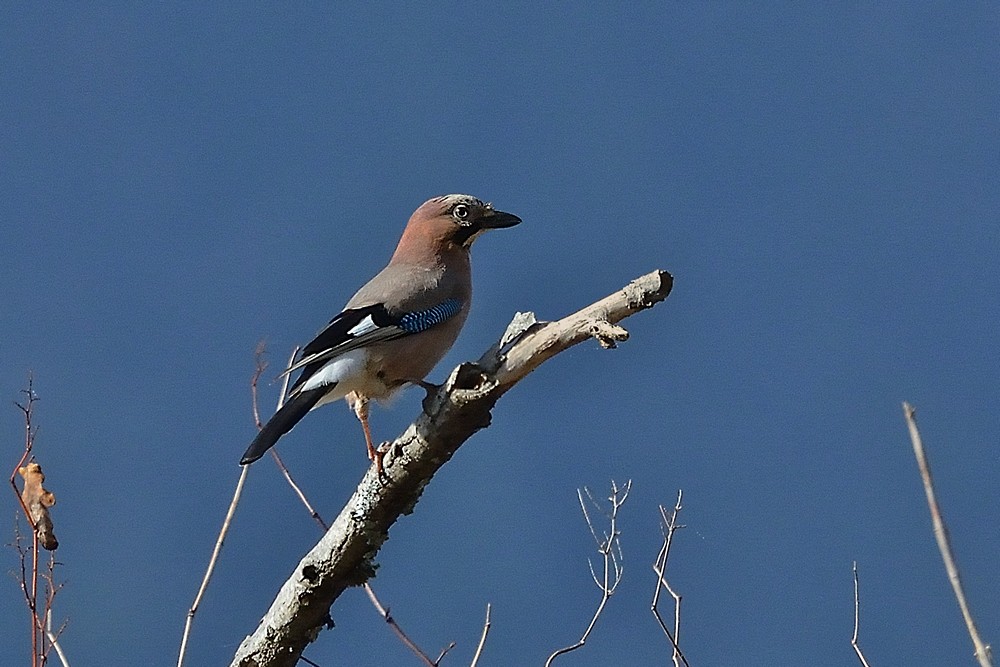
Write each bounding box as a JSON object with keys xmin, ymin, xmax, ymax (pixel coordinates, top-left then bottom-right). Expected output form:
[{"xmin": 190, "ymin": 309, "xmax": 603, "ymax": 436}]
[{"xmin": 452, "ymin": 204, "xmax": 470, "ymax": 221}]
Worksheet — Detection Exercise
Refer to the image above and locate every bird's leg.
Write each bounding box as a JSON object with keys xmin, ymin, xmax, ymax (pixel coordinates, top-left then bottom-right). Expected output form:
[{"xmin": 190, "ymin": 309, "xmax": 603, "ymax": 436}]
[
  {"xmin": 349, "ymin": 394, "xmax": 378, "ymax": 462},
  {"xmin": 358, "ymin": 401, "xmax": 388, "ymax": 478},
  {"xmin": 349, "ymin": 393, "xmax": 388, "ymax": 478}
]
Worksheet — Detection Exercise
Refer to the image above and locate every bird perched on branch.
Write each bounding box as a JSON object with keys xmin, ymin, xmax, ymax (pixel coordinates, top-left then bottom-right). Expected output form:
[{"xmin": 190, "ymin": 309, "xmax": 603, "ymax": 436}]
[{"xmin": 240, "ymin": 194, "xmax": 521, "ymax": 470}]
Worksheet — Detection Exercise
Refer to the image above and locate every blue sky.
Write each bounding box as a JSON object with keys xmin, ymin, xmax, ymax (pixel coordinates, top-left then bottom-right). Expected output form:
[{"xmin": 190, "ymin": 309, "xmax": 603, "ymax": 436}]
[{"xmin": 3, "ymin": 4, "xmax": 998, "ymax": 666}]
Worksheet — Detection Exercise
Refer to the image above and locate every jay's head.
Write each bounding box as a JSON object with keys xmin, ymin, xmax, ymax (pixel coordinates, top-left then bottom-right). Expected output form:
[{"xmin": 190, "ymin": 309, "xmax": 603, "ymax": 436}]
[{"xmin": 397, "ymin": 195, "xmax": 521, "ymax": 256}]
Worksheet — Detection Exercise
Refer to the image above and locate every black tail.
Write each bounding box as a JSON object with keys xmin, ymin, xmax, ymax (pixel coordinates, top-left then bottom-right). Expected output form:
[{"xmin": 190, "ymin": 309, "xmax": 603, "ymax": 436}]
[{"xmin": 240, "ymin": 388, "xmax": 326, "ymax": 465}]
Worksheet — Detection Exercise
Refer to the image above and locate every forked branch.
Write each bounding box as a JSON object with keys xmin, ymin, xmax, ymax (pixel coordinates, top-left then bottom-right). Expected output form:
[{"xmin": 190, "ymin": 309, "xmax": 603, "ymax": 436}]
[
  {"xmin": 851, "ymin": 561, "xmax": 871, "ymax": 667},
  {"xmin": 545, "ymin": 480, "xmax": 630, "ymax": 666},
  {"xmin": 651, "ymin": 490, "xmax": 689, "ymax": 667},
  {"xmin": 9, "ymin": 377, "xmax": 68, "ymax": 667}
]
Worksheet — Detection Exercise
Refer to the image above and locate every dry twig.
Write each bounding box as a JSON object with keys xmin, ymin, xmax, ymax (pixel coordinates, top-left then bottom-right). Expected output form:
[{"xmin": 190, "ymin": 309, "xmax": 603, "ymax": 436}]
[
  {"xmin": 851, "ymin": 561, "xmax": 871, "ymax": 667},
  {"xmin": 9, "ymin": 377, "xmax": 67, "ymax": 667},
  {"xmin": 363, "ymin": 584, "xmax": 454, "ymax": 666},
  {"xmin": 651, "ymin": 490, "xmax": 689, "ymax": 667},
  {"xmin": 177, "ymin": 465, "xmax": 249, "ymax": 667},
  {"xmin": 11, "ymin": 517, "xmax": 40, "ymax": 667},
  {"xmin": 176, "ymin": 347, "xmax": 280, "ymax": 667},
  {"xmin": 545, "ymin": 480, "xmax": 631, "ymax": 666},
  {"xmin": 469, "ymin": 603, "xmax": 492, "ymax": 667},
  {"xmin": 10, "ymin": 379, "xmax": 42, "ymax": 649},
  {"xmin": 902, "ymin": 403, "xmax": 992, "ymax": 667},
  {"xmin": 39, "ymin": 551, "xmax": 69, "ymax": 667},
  {"xmin": 259, "ymin": 345, "xmax": 333, "ymax": 534},
  {"xmin": 10, "ymin": 375, "xmax": 39, "ymax": 524},
  {"xmin": 46, "ymin": 608, "xmax": 72, "ymax": 667}
]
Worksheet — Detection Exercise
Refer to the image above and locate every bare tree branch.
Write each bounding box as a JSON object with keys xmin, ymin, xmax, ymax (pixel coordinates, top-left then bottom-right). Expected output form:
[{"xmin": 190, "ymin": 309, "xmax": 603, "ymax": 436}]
[
  {"xmin": 251, "ymin": 341, "xmax": 269, "ymax": 430},
  {"xmin": 178, "ymin": 348, "xmax": 293, "ymax": 667},
  {"xmin": 177, "ymin": 465, "xmax": 249, "ymax": 667},
  {"xmin": 544, "ymin": 480, "xmax": 630, "ymax": 666},
  {"xmin": 10, "ymin": 376, "xmax": 44, "ymax": 667},
  {"xmin": 363, "ymin": 582, "xmax": 453, "ymax": 666},
  {"xmin": 9, "ymin": 377, "xmax": 70, "ymax": 666},
  {"xmin": 259, "ymin": 345, "xmax": 460, "ymax": 665},
  {"xmin": 851, "ymin": 561, "xmax": 871, "ymax": 667},
  {"xmin": 469, "ymin": 603, "xmax": 492, "ymax": 667},
  {"xmin": 40, "ymin": 552, "xmax": 68, "ymax": 667},
  {"xmin": 268, "ymin": 348, "xmax": 458, "ymax": 666},
  {"xmin": 262, "ymin": 345, "xmax": 335, "ymax": 534},
  {"xmin": 46, "ymin": 610, "xmax": 71, "ymax": 667},
  {"xmin": 902, "ymin": 403, "xmax": 992, "ymax": 667},
  {"xmin": 230, "ymin": 270, "xmax": 673, "ymax": 667},
  {"xmin": 12, "ymin": 516, "xmax": 40, "ymax": 667},
  {"xmin": 10, "ymin": 373, "xmax": 40, "ymax": 526},
  {"xmin": 651, "ymin": 490, "xmax": 689, "ymax": 667}
]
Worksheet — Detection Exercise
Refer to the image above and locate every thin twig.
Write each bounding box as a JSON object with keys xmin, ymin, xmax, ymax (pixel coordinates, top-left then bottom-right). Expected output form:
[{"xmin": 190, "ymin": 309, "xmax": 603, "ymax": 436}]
[
  {"xmin": 851, "ymin": 561, "xmax": 871, "ymax": 667},
  {"xmin": 903, "ymin": 402, "xmax": 992, "ymax": 667},
  {"xmin": 177, "ymin": 351, "xmax": 279, "ymax": 667},
  {"xmin": 177, "ymin": 465, "xmax": 249, "ymax": 667},
  {"xmin": 43, "ymin": 556, "xmax": 71, "ymax": 667},
  {"xmin": 270, "ymin": 440, "xmax": 454, "ymax": 666},
  {"xmin": 651, "ymin": 491, "xmax": 690, "ymax": 667},
  {"xmin": 38, "ymin": 550, "xmax": 66, "ymax": 663},
  {"xmin": 251, "ymin": 341, "xmax": 269, "ymax": 430},
  {"xmin": 10, "ymin": 376, "xmax": 41, "ymax": 667},
  {"xmin": 364, "ymin": 584, "xmax": 446, "ymax": 667},
  {"xmin": 434, "ymin": 642, "xmax": 457, "ymax": 664},
  {"xmin": 270, "ymin": 448, "xmax": 329, "ymax": 531},
  {"xmin": 10, "ymin": 374, "xmax": 39, "ymax": 522},
  {"xmin": 31, "ymin": 523, "xmax": 40, "ymax": 664},
  {"xmin": 265, "ymin": 346, "xmax": 331, "ymax": 667},
  {"xmin": 265, "ymin": 347, "xmax": 331, "ymax": 532},
  {"xmin": 469, "ymin": 603, "xmax": 491, "ymax": 667},
  {"xmin": 545, "ymin": 480, "xmax": 630, "ymax": 667},
  {"xmin": 7, "ymin": 380, "xmax": 69, "ymax": 667},
  {"xmin": 12, "ymin": 519, "xmax": 33, "ymax": 613},
  {"xmin": 46, "ymin": 618, "xmax": 71, "ymax": 667},
  {"xmin": 12, "ymin": 518, "xmax": 38, "ymax": 666}
]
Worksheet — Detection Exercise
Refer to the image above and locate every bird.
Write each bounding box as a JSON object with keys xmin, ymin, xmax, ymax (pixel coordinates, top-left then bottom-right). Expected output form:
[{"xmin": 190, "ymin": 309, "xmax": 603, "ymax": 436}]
[{"xmin": 240, "ymin": 194, "xmax": 521, "ymax": 469}]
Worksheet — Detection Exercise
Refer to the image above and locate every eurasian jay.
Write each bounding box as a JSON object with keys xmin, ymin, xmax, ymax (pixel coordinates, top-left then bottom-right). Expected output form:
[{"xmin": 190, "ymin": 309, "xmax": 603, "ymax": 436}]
[{"xmin": 240, "ymin": 194, "xmax": 521, "ymax": 468}]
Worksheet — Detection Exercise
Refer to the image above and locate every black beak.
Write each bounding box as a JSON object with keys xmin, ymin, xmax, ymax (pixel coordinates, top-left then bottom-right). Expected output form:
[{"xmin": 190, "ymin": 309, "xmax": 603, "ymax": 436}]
[{"xmin": 479, "ymin": 209, "xmax": 522, "ymax": 230}]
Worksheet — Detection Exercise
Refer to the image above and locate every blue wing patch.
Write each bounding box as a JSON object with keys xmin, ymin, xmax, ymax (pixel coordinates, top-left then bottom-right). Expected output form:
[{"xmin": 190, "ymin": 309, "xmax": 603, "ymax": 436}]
[
  {"xmin": 399, "ymin": 298, "xmax": 463, "ymax": 334},
  {"xmin": 285, "ymin": 298, "xmax": 465, "ymax": 387}
]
